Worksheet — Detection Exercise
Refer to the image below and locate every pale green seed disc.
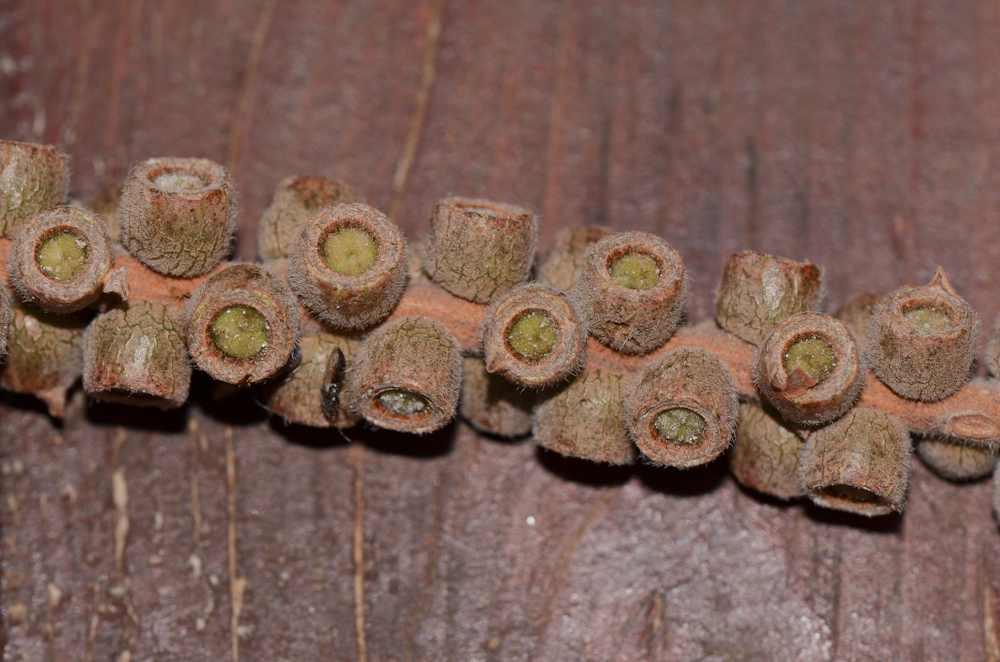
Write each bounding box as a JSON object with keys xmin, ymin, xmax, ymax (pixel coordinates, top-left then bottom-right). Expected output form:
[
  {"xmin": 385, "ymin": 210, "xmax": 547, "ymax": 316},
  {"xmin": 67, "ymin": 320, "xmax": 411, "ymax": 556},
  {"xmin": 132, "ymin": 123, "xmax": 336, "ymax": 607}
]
[
  {"xmin": 210, "ymin": 305, "xmax": 269, "ymax": 359},
  {"xmin": 784, "ymin": 336, "xmax": 836, "ymax": 383},
  {"xmin": 36, "ymin": 231, "xmax": 89, "ymax": 281},
  {"xmin": 609, "ymin": 252, "xmax": 660, "ymax": 290},
  {"xmin": 654, "ymin": 407, "xmax": 706, "ymax": 445},
  {"xmin": 322, "ymin": 228, "xmax": 378, "ymax": 276},
  {"xmin": 506, "ymin": 311, "xmax": 558, "ymax": 362}
]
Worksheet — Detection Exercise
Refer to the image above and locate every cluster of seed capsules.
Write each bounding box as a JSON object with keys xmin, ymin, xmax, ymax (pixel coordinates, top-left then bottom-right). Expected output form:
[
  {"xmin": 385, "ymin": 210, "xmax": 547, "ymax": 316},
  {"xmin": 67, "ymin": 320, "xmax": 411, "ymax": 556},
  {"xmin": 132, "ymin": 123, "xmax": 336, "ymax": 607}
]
[{"xmin": 2, "ymin": 138, "xmax": 1000, "ymax": 520}]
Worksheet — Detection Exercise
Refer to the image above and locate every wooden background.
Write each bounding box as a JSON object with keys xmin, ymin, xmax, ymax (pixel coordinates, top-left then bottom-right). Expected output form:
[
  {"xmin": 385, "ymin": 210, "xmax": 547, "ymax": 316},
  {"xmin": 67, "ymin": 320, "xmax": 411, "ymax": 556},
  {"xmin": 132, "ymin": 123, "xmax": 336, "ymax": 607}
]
[{"xmin": 2, "ymin": 0, "xmax": 1000, "ymax": 660}]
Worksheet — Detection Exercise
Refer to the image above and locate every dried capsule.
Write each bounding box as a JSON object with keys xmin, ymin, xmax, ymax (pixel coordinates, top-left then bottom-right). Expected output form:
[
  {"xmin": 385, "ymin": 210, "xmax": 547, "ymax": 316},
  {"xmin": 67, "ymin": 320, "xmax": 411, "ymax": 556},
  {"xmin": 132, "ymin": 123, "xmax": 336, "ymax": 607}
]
[
  {"xmin": 715, "ymin": 251, "xmax": 823, "ymax": 345},
  {"xmin": 534, "ymin": 368, "xmax": 636, "ymax": 464},
  {"xmin": 185, "ymin": 264, "xmax": 299, "ymax": 384},
  {"xmin": 800, "ymin": 407, "xmax": 911, "ymax": 516},
  {"xmin": 344, "ymin": 316, "xmax": 461, "ymax": 434},
  {"xmin": 287, "ymin": 203, "xmax": 407, "ymax": 330},
  {"xmin": 537, "ymin": 226, "xmax": 613, "ymax": 291},
  {"xmin": 459, "ymin": 355, "xmax": 534, "ymax": 437},
  {"xmin": 118, "ymin": 157, "xmax": 237, "ymax": 277},
  {"xmin": 258, "ymin": 176, "xmax": 356, "ymax": 260},
  {"xmin": 624, "ymin": 347, "xmax": 739, "ymax": 468},
  {"xmin": 915, "ymin": 438, "xmax": 998, "ymax": 482},
  {"xmin": 89, "ymin": 183, "xmax": 123, "ymax": 241},
  {"xmin": 753, "ymin": 312, "xmax": 864, "ymax": 426},
  {"xmin": 7, "ymin": 206, "xmax": 113, "ymax": 313},
  {"xmin": 986, "ymin": 312, "xmax": 1000, "ymax": 379},
  {"xmin": 264, "ymin": 331, "xmax": 360, "ymax": 428},
  {"xmin": 480, "ymin": 282, "xmax": 586, "ymax": 388},
  {"xmin": 0, "ymin": 140, "xmax": 70, "ymax": 237},
  {"xmin": 83, "ymin": 301, "xmax": 191, "ymax": 408},
  {"xmin": 728, "ymin": 402, "xmax": 805, "ymax": 499},
  {"xmin": 572, "ymin": 231, "xmax": 688, "ymax": 354},
  {"xmin": 834, "ymin": 292, "xmax": 884, "ymax": 350},
  {"xmin": 423, "ymin": 197, "xmax": 537, "ymax": 303},
  {"xmin": 868, "ymin": 268, "xmax": 978, "ymax": 401},
  {"xmin": 0, "ymin": 305, "xmax": 88, "ymax": 417}
]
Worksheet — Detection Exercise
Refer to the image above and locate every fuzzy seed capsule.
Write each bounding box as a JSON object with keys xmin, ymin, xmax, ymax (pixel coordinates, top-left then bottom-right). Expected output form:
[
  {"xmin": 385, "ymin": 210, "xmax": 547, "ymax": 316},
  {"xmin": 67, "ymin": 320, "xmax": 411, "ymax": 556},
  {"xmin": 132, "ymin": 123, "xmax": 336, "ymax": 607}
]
[
  {"xmin": 118, "ymin": 157, "xmax": 237, "ymax": 277},
  {"xmin": 728, "ymin": 402, "xmax": 805, "ymax": 499},
  {"xmin": 625, "ymin": 348, "xmax": 739, "ymax": 468},
  {"xmin": 800, "ymin": 407, "xmax": 911, "ymax": 516},
  {"xmin": 572, "ymin": 231, "xmax": 688, "ymax": 354},
  {"xmin": 459, "ymin": 356, "xmax": 534, "ymax": 437},
  {"xmin": 915, "ymin": 438, "xmax": 998, "ymax": 482},
  {"xmin": 868, "ymin": 268, "xmax": 978, "ymax": 401},
  {"xmin": 263, "ymin": 331, "xmax": 360, "ymax": 428},
  {"xmin": 423, "ymin": 197, "xmax": 537, "ymax": 303},
  {"xmin": 537, "ymin": 226, "xmax": 613, "ymax": 291},
  {"xmin": 0, "ymin": 140, "xmax": 70, "ymax": 237},
  {"xmin": 288, "ymin": 203, "xmax": 407, "ymax": 330},
  {"xmin": 715, "ymin": 251, "xmax": 823, "ymax": 345},
  {"xmin": 345, "ymin": 317, "xmax": 461, "ymax": 434},
  {"xmin": 834, "ymin": 292, "xmax": 884, "ymax": 351},
  {"xmin": 0, "ymin": 305, "xmax": 88, "ymax": 417},
  {"xmin": 753, "ymin": 312, "xmax": 864, "ymax": 426},
  {"xmin": 7, "ymin": 206, "xmax": 113, "ymax": 314},
  {"xmin": 480, "ymin": 282, "xmax": 586, "ymax": 388},
  {"xmin": 258, "ymin": 176, "xmax": 356, "ymax": 260},
  {"xmin": 83, "ymin": 301, "xmax": 191, "ymax": 408},
  {"xmin": 185, "ymin": 264, "xmax": 299, "ymax": 384},
  {"xmin": 534, "ymin": 368, "xmax": 636, "ymax": 464}
]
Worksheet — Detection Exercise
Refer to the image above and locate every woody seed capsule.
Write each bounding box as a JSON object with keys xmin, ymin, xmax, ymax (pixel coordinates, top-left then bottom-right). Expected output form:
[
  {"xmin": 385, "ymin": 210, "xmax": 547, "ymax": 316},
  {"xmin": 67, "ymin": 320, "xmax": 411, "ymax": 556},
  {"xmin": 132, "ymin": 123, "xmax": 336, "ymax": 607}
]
[
  {"xmin": 625, "ymin": 347, "xmax": 739, "ymax": 468},
  {"xmin": 423, "ymin": 197, "xmax": 537, "ymax": 303},
  {"xmin": 0, "ymin": 305, "xmax": 88, "ymax": 418},
  {"xmin": 118, "ymin": 157, "xmax": 237, "ymax": 277},
  {"xmin": 800, "ymin": 407, "xmax": 911, "ymax": 517},
  {"xmin": 480, "ymin": 282, "xmax": 587, "ymax": 388},
  {"xmin": 728, "ymin": 402, "xmax": 805, "ymax": 499},
  {"xmin": 7, "ymin": 206, "xmax": 113, "ymax": 314},
  {"xmin": 753, "ymin": 312, "xmax": 864, "ymax": 426},
  {"xmin": 715, "ymin": 251, "xmax": 823, "ymax": 345},
  {"xmin": 867, "ymin": 267, "xmax": 978, "ymax": 401},
  {"xmin": 537, "ymin": 226, "xmax": 613, "ymax": 291},
  {"xmin": 459, "ymin": 356, "xmax": 534, "ymax": 437},
  {"xmin": 572, "ymin": 231, "xmax": 688, "ymax": 354},
  {"xmin": 0, "ymin": 140, "xmax": 70, "ymax": 237},
  {"xmin": 834, "ymin": 292, "xmax": 884, "ymax": 351},
  {"xmin": 83, "ymin": 301, "xmax": 191, "ymax": 409},
  {"xmin": 258, "ymin": 176, "xmax": 356, "ymax": 260},
  {"xmin": 185, "ymin": 264, "xmax": 299, "ymax": 384},
  {"xmin": 534, "ymin": 368, "xmax": 636, "ymax": 464},
  {"xmin": 288, "ymin": 203, "xmax": 407, "ymax": 330},
  {"xmin": 345, "ymin": 316, "xmax": 461, "ymax": 434},
  {"xmin": 264, "ymin": 331, "xmax": 360, "ymax": 428},
  {"xmin": 915, "ymin": 438, "xmax": 998, "ymax": 482}
]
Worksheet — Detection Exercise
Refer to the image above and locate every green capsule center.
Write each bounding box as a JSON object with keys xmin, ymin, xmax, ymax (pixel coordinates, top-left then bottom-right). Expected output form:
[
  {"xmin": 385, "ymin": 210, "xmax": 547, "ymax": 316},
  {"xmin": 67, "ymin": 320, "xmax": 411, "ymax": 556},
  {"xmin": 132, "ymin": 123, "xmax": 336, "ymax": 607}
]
[
  {"xmin": 903, "ymin": 305, "xmax": 952, "ymax": 331},
  {"xmin": 654, "ymin": 407, "xmax": 706, "ymax": 445},
  {"xmin": 609, "ymin": 252, "xmax": 660, "ymax": 290},
  {"xmin": 377, "ymin": 389, "xmax": 427, "ymax": 415},
  {"xmin": 153, "ymin": 171, "xmax": 207, "ymax": 191},
  {"xmin": 210, "ymin": 305, "xmax": 269, "ymax": 359},
  {"xmin": 322, "ymin": 228, "xmax": 378, "ymax": 276},
  {"xmin": 37, "ymin": 231, "xmax": 89, "ymax": 281},
  {"xmin": 506, "ymin": 311, "xmax": 558, "ymax": 362},
  {"xmin": 784, "ymin": 335, "xmax": 836, "ymax": 384}
]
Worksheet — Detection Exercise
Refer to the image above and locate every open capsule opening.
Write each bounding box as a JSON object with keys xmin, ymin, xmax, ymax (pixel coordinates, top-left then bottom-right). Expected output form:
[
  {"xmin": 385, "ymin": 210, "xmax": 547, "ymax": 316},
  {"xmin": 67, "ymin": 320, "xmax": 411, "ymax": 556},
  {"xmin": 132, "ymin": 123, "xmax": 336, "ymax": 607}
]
[
  {"xmin": 322, "ymin": 227, "xmax": 378, "ymax": 276},
  {"xmin": 608, "ymin": 250, "xmax": 660, "ymax": 290},
  {"xmin": 210, "ymin": 305, "xmax": 270, "ymax": 360},
  {"xmin": 150, "ymin": 167, "xmax": 209, "ymax": 191},
  {"xmin": 783, "ymin": 334, "xmax": 836, "ymax": 384},
  {"xmin": 653, "ymin": 407, "xmax": 706, "ymax": 445},
  {"xmin": 506, "ymin": 310, "xmax": 558, "ymax": 363},
  {"xmin": 36, "ymin": 230, "xmax": 89, "ymax": 282},
  {"xmin": 376, "ymin": 389, "xmax": 428, "ymax": 416},
  {"xmin": 902, "ymin": 299, "xmax": 954, "ymax": 331}
]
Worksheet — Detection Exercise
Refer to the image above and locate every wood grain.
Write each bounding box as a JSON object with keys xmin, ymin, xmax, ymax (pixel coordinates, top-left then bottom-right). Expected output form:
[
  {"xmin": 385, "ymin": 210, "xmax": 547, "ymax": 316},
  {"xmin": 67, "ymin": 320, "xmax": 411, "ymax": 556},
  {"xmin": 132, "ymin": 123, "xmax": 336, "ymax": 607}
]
[{"xmin": 2, "ymin": 0, "xmax": 1000, "ymax": 659}]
